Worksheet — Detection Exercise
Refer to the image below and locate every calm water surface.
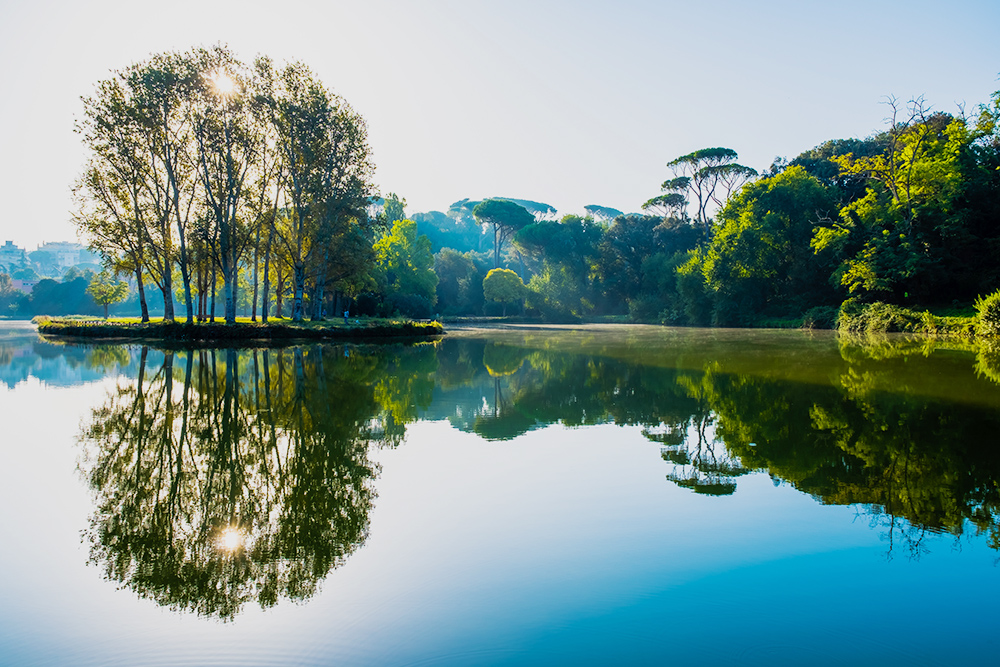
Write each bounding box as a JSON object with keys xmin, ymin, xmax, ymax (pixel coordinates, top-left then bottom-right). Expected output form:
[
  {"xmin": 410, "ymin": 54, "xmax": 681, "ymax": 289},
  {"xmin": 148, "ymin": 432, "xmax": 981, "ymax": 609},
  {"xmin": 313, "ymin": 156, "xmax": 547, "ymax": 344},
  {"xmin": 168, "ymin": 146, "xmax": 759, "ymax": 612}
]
[{"xmin": 1, "ymin": 320, "xmax": 998, "ymax": 666}]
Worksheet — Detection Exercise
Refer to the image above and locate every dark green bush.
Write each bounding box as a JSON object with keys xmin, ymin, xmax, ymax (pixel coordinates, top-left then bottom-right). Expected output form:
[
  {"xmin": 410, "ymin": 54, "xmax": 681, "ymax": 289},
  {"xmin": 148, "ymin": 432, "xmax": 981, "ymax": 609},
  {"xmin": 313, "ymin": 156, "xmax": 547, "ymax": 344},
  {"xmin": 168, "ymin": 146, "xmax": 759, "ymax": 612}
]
[{"xmin": 802, "ymin": 306, "xmax": 839, "ymax": 330}]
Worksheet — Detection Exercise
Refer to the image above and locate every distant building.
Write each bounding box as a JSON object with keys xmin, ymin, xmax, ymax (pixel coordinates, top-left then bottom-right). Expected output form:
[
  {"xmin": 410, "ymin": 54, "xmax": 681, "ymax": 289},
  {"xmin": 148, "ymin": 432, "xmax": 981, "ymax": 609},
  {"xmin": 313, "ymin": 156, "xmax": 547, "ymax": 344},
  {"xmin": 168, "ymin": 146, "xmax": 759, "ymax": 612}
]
[
  {"xmin": 0, "ymin": 240, "xmax": 26, "ymax": 272},
  {"xmin": 33, "ymin": 241, "xmax": 101, "ymax": 273},
  {"xmin": 11, "ymin": 278, "xmax": 38, "ymax": 294}
]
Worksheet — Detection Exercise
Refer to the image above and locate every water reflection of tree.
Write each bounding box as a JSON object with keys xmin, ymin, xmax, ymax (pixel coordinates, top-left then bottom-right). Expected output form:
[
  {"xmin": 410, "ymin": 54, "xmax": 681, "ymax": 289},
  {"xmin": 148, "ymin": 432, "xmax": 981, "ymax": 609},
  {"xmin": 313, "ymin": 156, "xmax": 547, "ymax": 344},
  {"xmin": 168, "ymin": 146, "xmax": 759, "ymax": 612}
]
[
  {"xmin": 471, "ymin": 343, "xmax": 537, "ymax": 440},
  {"xmin": 76, "ymin": 332, "xmax": 1000, "ymax": 598},
  {"xmin": 712, "ymin": 339, "xmax": 1000, "ymax": 557},
  {"xmin": 79, "ymin": 343, "xmax": 434, "ymax": 619},
  {"xmin": 451, "ymin": 336, "xmax": 1000, "ymax": 553}
]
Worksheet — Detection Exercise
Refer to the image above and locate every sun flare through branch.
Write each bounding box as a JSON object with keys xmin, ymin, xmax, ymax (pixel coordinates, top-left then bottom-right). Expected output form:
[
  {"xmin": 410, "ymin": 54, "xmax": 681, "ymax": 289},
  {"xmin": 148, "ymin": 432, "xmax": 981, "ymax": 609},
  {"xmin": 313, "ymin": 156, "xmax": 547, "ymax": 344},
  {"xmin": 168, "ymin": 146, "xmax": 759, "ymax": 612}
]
[{"xmin": 207, "ymin": 69, "xmax": 237, "ymax": 96}]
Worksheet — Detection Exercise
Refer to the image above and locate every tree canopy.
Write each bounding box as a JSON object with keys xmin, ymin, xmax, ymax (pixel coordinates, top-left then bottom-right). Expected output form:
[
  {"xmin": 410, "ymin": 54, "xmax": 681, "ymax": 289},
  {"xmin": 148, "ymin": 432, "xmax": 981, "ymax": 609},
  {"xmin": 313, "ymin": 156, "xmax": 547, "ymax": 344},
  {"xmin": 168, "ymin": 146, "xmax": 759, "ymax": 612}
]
[
  {"xmin": 473, "ymin": 199, "xmax": 535, "ymax": 270},
  {"xmin": 75, "ymin": 47, "xmax": 376, "ymax": 324}
]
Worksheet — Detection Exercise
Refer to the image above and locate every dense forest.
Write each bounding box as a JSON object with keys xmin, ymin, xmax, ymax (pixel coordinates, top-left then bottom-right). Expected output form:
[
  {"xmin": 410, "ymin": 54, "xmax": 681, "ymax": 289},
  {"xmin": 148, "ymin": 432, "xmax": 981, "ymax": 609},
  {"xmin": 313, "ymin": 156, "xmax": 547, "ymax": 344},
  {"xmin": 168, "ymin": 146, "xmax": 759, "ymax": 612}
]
[
  {"xmin": 419, "ymin": 93, "xmax": 1000, "ymax": 327},
  {"xmin": 3, "ymin": 47, "xmax": 998, "ymax": 328}
]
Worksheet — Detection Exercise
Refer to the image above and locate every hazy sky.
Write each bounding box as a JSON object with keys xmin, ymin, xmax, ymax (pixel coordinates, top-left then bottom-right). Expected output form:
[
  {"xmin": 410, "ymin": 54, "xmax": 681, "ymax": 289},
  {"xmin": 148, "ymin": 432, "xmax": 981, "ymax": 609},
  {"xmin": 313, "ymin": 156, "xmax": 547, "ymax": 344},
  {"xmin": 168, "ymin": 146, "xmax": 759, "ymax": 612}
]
[{"xmin": 1, "ymin": 0, "xmax": 998, "ymax": 250}]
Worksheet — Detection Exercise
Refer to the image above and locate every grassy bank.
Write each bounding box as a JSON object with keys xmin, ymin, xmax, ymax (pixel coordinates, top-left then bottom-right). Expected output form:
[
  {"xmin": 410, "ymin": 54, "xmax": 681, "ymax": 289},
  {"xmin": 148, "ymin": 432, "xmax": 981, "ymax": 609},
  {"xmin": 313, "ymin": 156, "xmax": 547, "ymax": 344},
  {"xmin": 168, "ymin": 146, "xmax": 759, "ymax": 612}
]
[
  {"xmin": 34, "ymin": 315, "xmax": 444, "ymax": 342},
  {"xmin": 835, "ymin": 300, "xmax": 980, "ymax": 336}
]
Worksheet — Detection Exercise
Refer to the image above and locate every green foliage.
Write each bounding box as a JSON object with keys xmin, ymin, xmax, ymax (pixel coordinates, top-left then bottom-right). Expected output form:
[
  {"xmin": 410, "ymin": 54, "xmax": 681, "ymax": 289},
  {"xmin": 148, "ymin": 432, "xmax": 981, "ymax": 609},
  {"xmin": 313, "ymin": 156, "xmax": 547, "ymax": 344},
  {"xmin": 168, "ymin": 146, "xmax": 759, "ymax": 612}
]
[
  {"xmin": 413, "ymin": 210, "xmax": 488, "ymax": 254},
  {"xmin": 527, "ymin": 265, "xmax": 589, "ymax": 320},
  {"xmin": 975, "ymin": 289, "xmax": 1000, "ymax": 336},
  {"xmin": 674, "ymin": 249, "xmax": 713, "ymax": 325},
  {"xmin": 664, "ymin": 147, "xmax": 757, "ymax": 235},
  {"xmin": 836, "ymin": 299, "xmax": 930, "ymax": 334},
  {"xmin": 77, "ymin": 49, "xmax": 377, "ymax": 325},
  {"xmin": 975, "ymin": 340, "xmax": 1000, "ymax": 383},
  {"xmin": 495, "ymin": 198, "xmax": 556, "ymax": 219},
  {"xmin": 86, "ymin": 271, "xmax": 130, "ymax": 318},
  {"xmin": 596, "ymin": 214, "xmax": 700, "ymax": 317},
  {"xmin": 373, "ymin": 219, "xmax": 438, "ymax": 318},
  {"xmin": 819, "ymin": 106, "xmax": 976, "ymax": 304},
  {"xmin": 30, "ymin": 277, "xmax": 101, "ymax": 317},
  {"xmin": 379, "ymin": 193, "xmax": 407, "ymax": 227},
  {"xmin": 434, "ymin": 248, "xmax": 486, "ymax": 315},
  {"xmin": 583, "ymin": 204, "xmax": 624, "ymax": 222},
  {"xmin": 13, "ymin": 267, "xmax": 39, "ymax": 281},
  {"xmin": 702, "ymin": 166, "xmax": 839, "ymax": 324},
  {"xmin": 473, "ymin": 199, "xmax": 536, "ymax": 269},
  {"xmin": 786, "ymin": 135, "xmax": 890, "ymax": 203},
  {"xmin": 514, "ymin": 214, "xmax": 604, "ymax": 318},
  {"xmin": 483, "ymin": 268, "xmax": 527, "ymax": 316}
]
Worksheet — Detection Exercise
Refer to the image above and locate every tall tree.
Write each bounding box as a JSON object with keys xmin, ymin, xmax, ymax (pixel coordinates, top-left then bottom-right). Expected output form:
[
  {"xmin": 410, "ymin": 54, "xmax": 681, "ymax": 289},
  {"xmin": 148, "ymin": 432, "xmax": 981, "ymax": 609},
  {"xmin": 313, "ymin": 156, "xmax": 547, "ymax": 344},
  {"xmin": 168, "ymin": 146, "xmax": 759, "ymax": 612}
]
[
  {"xmin": 665, "ymin": 148, "xmax": 757, "ymax": 237},
  {"xmin": 128, "ymin": 51, "xmax": 202, "ymax": 323},
  {"xmin": 78, "ymin": 71, "xmax": 176, "ymax": 320},
  {"xmin": 473, "ymin": 199, "xmax": 535, "ymax": 270},
  {"xmin": 256, "ymin": 57, "xmax": 376, "ymax": 322},
  {"xmin": 191, "ymin": 47, "xmax": 261, "ymax": 324}
]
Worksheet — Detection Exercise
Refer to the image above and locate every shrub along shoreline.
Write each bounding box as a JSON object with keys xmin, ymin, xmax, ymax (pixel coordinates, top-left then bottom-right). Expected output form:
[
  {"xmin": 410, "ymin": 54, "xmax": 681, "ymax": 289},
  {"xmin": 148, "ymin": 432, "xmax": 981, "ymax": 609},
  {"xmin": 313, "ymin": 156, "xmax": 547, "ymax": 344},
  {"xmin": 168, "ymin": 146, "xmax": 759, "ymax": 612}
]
[
  {"xmin": 33, "ymin": 316, "xmax": 444, "ymax": 342},
  {"xmin": 830, "ymin": 289, "xmax": 1000, "ymax": 336}
]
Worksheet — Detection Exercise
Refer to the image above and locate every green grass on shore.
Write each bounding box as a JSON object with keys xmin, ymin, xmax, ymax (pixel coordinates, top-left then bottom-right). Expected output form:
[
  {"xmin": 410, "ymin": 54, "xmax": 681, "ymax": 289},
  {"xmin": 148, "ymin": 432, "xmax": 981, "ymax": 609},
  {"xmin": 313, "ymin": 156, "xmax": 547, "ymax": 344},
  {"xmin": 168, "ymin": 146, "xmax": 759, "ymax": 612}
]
[{"xmin": 33, "ymin": 315, "xmax": 444, "ymax": 342}]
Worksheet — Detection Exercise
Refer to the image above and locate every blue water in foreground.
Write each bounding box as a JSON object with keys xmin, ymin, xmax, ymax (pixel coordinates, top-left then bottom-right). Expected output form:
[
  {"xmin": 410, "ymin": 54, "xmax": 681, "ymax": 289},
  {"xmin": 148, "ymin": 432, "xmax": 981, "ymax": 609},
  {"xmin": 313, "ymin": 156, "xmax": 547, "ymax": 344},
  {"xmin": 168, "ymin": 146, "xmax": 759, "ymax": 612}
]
[{"xmin": 0, "ymin": 321, "xmax": 997, "ymax": 666}]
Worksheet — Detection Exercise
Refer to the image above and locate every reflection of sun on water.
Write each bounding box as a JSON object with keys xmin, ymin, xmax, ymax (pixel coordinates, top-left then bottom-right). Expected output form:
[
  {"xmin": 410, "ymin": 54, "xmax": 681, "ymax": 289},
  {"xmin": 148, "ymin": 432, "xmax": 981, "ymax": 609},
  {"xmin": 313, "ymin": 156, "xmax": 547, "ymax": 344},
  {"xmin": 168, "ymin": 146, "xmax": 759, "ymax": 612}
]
[{"xmin": 218, "ymin": 527, "xmax": 243, "ymax": 552}]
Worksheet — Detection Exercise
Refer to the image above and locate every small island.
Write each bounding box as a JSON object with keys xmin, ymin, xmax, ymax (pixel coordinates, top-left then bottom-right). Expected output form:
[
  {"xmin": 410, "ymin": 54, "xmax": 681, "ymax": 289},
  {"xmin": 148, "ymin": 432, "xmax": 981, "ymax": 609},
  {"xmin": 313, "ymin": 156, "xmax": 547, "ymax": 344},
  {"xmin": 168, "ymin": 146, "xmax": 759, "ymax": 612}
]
[{"xmin": 34, "ymin": 316, "xmax": 443, "ymax": 343}]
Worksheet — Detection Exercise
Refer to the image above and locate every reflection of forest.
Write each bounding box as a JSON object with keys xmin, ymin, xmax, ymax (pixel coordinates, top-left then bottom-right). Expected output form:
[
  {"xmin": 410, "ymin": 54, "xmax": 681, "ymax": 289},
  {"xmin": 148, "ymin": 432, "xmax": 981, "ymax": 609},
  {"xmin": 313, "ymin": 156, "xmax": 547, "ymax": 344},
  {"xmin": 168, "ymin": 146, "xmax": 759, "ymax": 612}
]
[
  {"xmin": 439, "ymin": 335, "xmax": 1000, "ymax": 555},
  {"xmin": 74, "ymin": 333, "xmax": 1000, "ymax": 618}
]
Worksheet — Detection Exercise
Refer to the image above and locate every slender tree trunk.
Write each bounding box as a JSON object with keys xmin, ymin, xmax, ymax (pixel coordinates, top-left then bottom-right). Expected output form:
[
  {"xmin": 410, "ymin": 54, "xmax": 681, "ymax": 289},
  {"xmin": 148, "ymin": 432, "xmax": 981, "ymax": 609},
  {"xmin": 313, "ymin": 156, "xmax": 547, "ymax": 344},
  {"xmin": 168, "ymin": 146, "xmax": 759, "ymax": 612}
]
[
  {"xmin": 494, "ymin": 224, "xmax": 500, "ymax": 269},
  {"xmin": 210, "ymin": 262, "xmax": 217, "ymax": 322},
  {"xmin": 311, "ymin": 253, "xmax": 327, "ymax": 321},
  {"xmin": 261, "ymin": 225, "xmax": 274, "ymax": 323},
  {"xmin": 226, "ymin": 262, "xmax": 237, "ymax": 323},
  {"xmin": 201, "ymin": 263, "xmax": 207, "ymax": 321},
  {"xmin": 160, "ymin": 219, "xmax": 175, "ymax": 322},
  {"xmin": 292, "ymin": 261, "xmax": 306, "ymax": 322},
  {"xmin": 276, "ymin": 272, "xmax": 284, "ymax": 319},
  {"xmin": 176, "ymin": 226, "xmax": 194, "ymax": 324},
  {"xmin": 222, "ymin": 240, "xmax": 236, "ymax": 324},
  {"xmin": 162, "ymin": 281, "xmax": 174, "ymax": 322},
  {"xmin": 135, "ymin": 265, "xmax": 149, "ymax": 323},
  {"xmin": 251, "ymin": 226, "xmax": 260, "ymax": 322}
]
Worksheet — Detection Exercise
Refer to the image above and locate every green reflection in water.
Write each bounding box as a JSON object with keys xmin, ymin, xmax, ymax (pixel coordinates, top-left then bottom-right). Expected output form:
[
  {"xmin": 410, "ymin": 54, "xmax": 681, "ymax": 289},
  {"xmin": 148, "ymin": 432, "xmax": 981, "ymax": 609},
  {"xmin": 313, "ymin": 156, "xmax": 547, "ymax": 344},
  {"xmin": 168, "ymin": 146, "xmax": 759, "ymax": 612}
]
[
  {"xmin": 79, "ymin": 343, "xmax": 437, "ymax": 620},
  {"xmin": 74, "ymin": 328, "xmax": 1000, "ymax": 619}
]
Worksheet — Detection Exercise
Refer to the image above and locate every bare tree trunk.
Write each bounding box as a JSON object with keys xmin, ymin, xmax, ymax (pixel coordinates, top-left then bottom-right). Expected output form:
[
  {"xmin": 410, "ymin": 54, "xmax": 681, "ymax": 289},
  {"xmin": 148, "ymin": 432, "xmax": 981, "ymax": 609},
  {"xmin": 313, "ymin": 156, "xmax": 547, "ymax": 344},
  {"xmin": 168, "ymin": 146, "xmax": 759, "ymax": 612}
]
[
  {"xmin": 311, "ymin": 252, "xmax": 327, "ymax": 321},
  {"xmin": 210, "ymin": 262, "xmax": 217, "ymax": 323},
  {"xmin": 226, "ymin": 262, "xmax": 237, "ymax": 323},
  {"xmin": 276, "ymin": 271, "xmax": 284, "ymax": 319},
  {"xmin": 292, "ymin": 261, "xmax": 306, "ymax": 322},
  {"xmin": 251, "ymin": 227, "xmax": 260, "ymax": 322},
  {"xmin": 176, "ymin": 223, "xmax": 194, "ymax": 324},
  {"xmin": 261, "ymin": 225, "xmax": 274, "ymax": 323},
  {"xmin": 202, "ymin": 262, "xmax": 209, "ymax": 321},
  {"xmin": 162, "ymin": 280, "xmax": 174, "ymax": 322},
  {"xmin": 135, "ymin": 265, "xmax": 149, "ymax": 323}
]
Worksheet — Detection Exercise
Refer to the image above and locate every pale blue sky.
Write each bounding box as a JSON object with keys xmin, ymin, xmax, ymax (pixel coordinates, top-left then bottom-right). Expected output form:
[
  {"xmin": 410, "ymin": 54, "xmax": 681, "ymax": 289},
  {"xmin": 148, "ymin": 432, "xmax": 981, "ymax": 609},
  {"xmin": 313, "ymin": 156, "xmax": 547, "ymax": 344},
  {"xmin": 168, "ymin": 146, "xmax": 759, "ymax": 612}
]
[{"xmin": 1, "ymin": 0, "xmax": 998, "ymax": 250}]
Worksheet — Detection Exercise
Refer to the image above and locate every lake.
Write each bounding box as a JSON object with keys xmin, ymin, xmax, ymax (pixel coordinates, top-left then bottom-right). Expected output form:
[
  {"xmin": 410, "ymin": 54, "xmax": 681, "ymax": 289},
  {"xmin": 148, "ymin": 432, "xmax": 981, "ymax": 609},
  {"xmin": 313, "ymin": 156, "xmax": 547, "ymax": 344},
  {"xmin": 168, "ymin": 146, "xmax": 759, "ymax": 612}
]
[{"xmin": 1, "ymin": 320, "xmax": 998, "ymax": 666}]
